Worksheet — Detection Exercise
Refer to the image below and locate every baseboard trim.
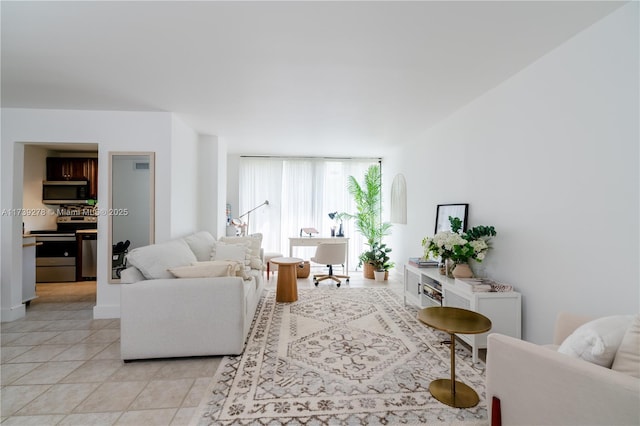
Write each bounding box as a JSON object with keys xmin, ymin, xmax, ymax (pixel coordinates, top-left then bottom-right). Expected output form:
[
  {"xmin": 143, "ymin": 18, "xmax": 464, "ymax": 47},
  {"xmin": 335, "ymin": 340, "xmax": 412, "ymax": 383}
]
[
  {"xmin": 1, "ymin": 304, "xmax": 26, "ymax": 322},
  {"xmin": 93, "ymin": 304, "xmax": 120, "ymax": 319}
]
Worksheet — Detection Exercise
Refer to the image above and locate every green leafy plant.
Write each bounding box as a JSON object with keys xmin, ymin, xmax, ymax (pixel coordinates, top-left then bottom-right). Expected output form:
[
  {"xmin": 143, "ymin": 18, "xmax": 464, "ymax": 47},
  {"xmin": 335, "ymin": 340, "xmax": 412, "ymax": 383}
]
[
  {"xmin": 360, "ymin": 241, "xmax": 394, "ymax": 271},
  {"xmin": 345, "ymin": 164, "xmax": 393, "ymax": 272}
]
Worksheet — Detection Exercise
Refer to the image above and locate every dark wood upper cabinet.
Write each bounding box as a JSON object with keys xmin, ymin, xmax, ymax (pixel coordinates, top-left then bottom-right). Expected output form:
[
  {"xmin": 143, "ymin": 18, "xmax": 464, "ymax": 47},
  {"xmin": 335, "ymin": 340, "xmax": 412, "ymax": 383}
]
[
  {"xmin": 85, "ymin": 158, "xmax": 98, "ymax": 199},
  {"xmin": 46, "ymin": 157, "xmax": 99, "ymax": 199}
]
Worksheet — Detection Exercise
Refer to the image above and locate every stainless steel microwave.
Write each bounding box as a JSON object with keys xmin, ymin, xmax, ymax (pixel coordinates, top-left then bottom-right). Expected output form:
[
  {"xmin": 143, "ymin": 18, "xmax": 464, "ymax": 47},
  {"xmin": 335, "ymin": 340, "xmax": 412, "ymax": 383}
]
[{"xmin": 42, "ymin": 181, "xmax": 90, "ymax": 204}]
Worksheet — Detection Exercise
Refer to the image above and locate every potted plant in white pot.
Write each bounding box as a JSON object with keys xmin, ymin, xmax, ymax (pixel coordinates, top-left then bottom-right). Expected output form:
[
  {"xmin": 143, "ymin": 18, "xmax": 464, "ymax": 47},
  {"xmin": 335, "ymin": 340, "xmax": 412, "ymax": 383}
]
[
  {"xmin": 346, "ymin": 164, "xmax": 392, "ymax": 279},
  {"xmin": 369, "ymin": 241, "xmax": 393, "ymax": 282}
]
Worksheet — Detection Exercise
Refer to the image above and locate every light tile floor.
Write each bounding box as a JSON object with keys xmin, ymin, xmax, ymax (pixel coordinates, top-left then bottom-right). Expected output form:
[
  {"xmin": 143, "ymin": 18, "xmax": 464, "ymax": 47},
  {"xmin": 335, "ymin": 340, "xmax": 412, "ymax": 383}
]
[{"xmin": 1, "ymin": 270, "xmax": 404, "ymax": 425}]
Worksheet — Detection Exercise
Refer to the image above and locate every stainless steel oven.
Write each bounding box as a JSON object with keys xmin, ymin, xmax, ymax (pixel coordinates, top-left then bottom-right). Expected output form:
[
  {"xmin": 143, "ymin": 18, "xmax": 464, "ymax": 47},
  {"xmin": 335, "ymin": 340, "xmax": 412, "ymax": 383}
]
[
  {"xmin": 31, "ymin": 214, "xmax": 97, "ymax": 283},
  {"xmin": 34, "ymin": 233, "xmax": 77, "ymax": 282}
]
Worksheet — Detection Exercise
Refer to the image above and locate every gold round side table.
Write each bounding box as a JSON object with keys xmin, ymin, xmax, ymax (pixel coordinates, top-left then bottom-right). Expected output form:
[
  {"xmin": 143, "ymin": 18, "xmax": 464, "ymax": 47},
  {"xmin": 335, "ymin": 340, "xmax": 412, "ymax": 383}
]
[{"xmin": 418, "ymin": 306, "xmax": 491, "ymax": 408}]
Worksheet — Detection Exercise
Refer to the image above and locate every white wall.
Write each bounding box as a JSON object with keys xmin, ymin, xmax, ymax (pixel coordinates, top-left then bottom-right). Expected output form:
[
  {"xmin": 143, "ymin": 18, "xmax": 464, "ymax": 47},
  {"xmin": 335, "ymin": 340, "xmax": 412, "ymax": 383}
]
[
  {"xmin": 382, "ymin": 145, "xmax": 410, "ymax": 280},
  {"xmin": 392, "ymin": 3, "xmax": 639, "ymax": 343},
  {"xmin": 1, "ymin": 108, "xmax": 175, "ymax": 321},
  {"xmin": 170, "ymin": 116, "xmax": 199, "ymax": 238},
  {"xmin": 198, "ymin": 135, "xmax": 228, "ymax": 238},
  {"xmin": 22, "ymin": 146, "xmax": 58, "ymax": 232}
]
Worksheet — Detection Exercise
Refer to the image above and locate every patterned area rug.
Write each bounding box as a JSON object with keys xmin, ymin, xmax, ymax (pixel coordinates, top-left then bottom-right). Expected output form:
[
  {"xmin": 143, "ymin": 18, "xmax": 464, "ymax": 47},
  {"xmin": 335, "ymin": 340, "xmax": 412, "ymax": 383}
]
[{"xmin": 191, "ymin": 288, "xmax": 488, "ymax": 425}]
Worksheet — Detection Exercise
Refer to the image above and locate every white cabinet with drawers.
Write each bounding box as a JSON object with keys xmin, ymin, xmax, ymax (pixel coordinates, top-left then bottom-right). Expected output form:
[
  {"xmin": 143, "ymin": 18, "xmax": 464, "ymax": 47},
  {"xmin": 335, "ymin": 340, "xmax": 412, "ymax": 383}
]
[{"xmin": 404, "ymin": 263, "xmax": 521, "ymax": 362}]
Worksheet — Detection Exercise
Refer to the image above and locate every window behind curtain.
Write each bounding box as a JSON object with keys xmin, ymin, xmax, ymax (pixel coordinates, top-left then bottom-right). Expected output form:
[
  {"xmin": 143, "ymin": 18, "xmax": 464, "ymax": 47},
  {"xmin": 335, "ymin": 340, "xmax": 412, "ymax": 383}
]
[{"xmin": 238, "ymin": 157, "xmax": 378, "ymax": 271}]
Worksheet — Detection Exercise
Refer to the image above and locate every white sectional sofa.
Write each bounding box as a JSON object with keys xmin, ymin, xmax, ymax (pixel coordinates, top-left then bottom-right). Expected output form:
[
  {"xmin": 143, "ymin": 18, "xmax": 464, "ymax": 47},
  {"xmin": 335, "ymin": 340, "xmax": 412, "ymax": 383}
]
[
  {"xmin": 119, "ymin": 231, "xmax": 265, "ymax": 361},
  {"xmin": 486, "ymin": 312, "xmax": 640, "ymax": 425}
]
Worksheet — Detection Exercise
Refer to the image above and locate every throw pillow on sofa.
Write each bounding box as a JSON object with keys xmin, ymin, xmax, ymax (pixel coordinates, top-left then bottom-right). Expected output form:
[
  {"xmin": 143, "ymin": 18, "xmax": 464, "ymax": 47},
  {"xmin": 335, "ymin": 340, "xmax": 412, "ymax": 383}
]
[
  {"xmin": 557, "ymin": 314, "xmax": 635, "ymax": 368},
  {"xmin": 169, "ymin": 261, "xmax": 234, "ymax": 278},
  {"xmin": 219, "ymin": 234, "xmax": 263, "ymax": 270},
  {"xmin": 180, "ymin": 260, "xmax": 251, "ymax": 280},
  {"xmin": 211, "ymin": 241, "xmax": 251, "ymax": 267},
  {"xmin": 127, "ymin": 239, "xmax": 197, "ymax": 280},
  {"xmin": 611, "ymin": 314, "xmax": 640, "ymax": 378},
  {"xmin": 183, "ymin": 231, "xmax": 216, "ymax": 261}
]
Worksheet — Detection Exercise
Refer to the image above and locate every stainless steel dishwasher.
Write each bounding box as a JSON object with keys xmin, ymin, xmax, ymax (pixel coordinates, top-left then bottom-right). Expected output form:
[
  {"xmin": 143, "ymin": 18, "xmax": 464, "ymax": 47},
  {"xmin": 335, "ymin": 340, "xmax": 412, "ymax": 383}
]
[{"xmin": 77, "ymin": 230, "xmax": 97, "ymax": 280}]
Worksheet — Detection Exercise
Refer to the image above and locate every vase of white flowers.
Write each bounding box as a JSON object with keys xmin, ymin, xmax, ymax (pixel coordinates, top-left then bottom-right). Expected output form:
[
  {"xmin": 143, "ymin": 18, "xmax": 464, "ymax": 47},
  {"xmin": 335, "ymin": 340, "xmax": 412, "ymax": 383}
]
[{"xmin": 422, "ymin": 216, "xmax": 496, "ymax": 278}]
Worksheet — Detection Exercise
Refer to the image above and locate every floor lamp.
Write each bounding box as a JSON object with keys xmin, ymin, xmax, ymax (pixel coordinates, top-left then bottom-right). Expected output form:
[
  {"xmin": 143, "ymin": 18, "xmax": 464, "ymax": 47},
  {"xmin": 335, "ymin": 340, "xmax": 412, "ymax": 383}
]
[{"xmin": 235, "ymin": 200, "xmax": 269, "ymax": 236}]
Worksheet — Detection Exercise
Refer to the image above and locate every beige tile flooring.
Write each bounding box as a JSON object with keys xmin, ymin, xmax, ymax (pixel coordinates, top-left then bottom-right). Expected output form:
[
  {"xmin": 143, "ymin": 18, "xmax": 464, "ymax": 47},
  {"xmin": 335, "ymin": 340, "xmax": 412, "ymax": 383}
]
[{"xmin": 1, "ymin": 270, "xmax": 404, "ymax": 425}]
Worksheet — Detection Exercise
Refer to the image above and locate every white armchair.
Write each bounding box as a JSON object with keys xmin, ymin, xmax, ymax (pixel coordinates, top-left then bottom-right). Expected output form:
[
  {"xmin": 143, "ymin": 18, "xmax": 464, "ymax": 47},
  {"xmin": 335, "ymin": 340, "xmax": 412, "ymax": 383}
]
[{"xmin": 486, "ymin": 312, "xmax": 640, "ymax": 425}]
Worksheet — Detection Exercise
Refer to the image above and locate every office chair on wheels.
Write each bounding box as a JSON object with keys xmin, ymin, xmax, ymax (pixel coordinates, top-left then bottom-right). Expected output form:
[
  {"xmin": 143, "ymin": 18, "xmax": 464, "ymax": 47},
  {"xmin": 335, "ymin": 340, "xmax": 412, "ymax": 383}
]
[{"xmin": 310, "ymin": 243, "xmax": 349, "ymax": 287}]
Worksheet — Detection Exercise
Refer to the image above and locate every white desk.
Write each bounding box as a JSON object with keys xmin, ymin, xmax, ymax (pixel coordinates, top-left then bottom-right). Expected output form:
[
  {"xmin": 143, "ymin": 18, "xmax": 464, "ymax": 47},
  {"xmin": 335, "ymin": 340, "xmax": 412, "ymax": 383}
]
[{"xmin": 289, "ymin": 237, "xmax": 349, "ymax": 272}]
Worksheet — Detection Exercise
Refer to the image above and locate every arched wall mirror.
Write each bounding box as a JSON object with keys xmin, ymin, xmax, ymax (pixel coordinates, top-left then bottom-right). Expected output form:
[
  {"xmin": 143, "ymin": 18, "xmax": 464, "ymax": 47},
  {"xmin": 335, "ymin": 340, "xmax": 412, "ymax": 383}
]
[
  {"xmin": 108, "ymin": 152, "xmax": 155, "ymax": 283},
  {"xmin": 390, "ymin": 173, "xmax": 407, "ymax": 224}
]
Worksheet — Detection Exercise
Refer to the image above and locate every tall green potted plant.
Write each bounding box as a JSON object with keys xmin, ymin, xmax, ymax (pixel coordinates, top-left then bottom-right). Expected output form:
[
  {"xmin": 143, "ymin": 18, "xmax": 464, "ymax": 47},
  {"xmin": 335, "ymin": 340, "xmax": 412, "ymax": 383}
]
[{"xmin": 346, "ymin": 164, "xmax": 392, "ymax": 279}]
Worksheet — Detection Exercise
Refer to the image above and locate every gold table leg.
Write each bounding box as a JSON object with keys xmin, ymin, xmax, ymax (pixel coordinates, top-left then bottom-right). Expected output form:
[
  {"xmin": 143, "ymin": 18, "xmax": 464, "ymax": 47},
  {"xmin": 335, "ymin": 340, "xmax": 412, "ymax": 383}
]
[{"xmin": 429, "ymin": 332, "xmax": 480, "ymax": 408}]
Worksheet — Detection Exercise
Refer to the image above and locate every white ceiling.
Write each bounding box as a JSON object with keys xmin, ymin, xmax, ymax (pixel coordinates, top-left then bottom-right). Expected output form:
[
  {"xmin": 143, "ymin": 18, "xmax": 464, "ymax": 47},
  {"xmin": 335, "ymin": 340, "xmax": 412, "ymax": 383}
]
[{"xmin": 1, "ymin": 1, "xmax": 624, "ymax": 156}]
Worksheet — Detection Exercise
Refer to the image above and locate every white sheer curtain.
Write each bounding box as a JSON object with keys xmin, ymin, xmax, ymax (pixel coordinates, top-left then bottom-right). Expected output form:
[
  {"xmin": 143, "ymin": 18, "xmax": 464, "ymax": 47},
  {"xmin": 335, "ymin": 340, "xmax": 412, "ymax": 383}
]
[
  {"xmin": 238, "ymin": 158, "xmax": 282, "ymax": 254},
  {"xmin": 238, "ymin": 157, "xmax": 377, "ymax": 271}
]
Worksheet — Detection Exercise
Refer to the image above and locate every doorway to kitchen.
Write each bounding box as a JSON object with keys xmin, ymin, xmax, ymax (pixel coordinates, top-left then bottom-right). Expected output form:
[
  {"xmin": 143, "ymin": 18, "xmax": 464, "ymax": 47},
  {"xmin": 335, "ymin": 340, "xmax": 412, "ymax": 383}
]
[{"xmin": 22, "ymin": 143, "xmax": 99, "ymax": 303}]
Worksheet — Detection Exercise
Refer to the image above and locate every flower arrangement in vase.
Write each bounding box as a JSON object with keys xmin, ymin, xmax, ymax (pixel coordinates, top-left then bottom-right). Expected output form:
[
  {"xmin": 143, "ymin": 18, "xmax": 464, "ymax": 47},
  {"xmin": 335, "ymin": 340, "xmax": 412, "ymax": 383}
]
[{"xmin": 421, "ymin": 216, "xmax": 496, "ymax": 278}]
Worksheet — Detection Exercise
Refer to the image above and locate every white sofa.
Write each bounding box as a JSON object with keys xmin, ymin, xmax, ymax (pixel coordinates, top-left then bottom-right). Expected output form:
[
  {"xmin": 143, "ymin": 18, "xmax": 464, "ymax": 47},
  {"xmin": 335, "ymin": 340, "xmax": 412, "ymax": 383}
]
[
  {"xmin": 119, "ymin": 231, "xmax": 265, "ymax": 361},
  {"xmin": 486, "ymin": 312, "xmax": 640, "ymax": 425}
]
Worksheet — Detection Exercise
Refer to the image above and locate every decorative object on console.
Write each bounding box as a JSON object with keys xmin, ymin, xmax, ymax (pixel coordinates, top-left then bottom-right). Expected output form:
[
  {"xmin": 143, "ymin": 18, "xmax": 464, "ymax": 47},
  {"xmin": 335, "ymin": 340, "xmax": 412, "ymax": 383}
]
[
  {"xmin": 435, "ymin": 203, "xmax": 468, "ymax": 233},
  {"xmin": 408, "ymin": 257, "xmax": 438, "ymax": 268},
  {"xmin": 452, "ymin": 262, "xmax": 474, "ymax": 278},
  {"xmin": 422, "ymin": 215, "xmax": 496, "ymax": 279},
  {"xmin": 455, "ymin": 277, "xmax": 513, "ymax": 293}
]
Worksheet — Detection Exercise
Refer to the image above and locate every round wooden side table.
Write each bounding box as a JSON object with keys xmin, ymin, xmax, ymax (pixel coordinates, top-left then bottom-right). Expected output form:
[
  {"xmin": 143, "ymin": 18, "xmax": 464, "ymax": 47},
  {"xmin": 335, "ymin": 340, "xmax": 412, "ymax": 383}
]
[
  {"xmin": 271, "ymin": 257, "xmax": 303, "ymax": 303},
  {"xmin": 418, "ymin": 306, "xmax": 491, "ymax": 408}
]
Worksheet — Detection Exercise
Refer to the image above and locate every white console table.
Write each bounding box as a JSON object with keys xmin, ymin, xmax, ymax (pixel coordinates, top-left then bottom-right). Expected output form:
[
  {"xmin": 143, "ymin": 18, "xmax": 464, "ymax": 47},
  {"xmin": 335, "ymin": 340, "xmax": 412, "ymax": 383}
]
[
  {"xmin": 289, "ymin": 237, "xmax": 349, "ymax": 272},
  {"xmin": 404, "ymin": 263, "xmax": 521, "ymax": 362}
]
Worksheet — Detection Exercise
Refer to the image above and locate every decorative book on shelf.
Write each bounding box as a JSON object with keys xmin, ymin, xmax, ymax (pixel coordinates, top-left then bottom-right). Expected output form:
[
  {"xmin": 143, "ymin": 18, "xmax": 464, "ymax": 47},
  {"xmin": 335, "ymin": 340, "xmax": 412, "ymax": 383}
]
[
  {"xmin": 408, "ymin": 257, "xmax": 439, "ymax": 268},
  {"xmin": 455, "ymin": 277, "xmax": 514, "ymax": 293}
]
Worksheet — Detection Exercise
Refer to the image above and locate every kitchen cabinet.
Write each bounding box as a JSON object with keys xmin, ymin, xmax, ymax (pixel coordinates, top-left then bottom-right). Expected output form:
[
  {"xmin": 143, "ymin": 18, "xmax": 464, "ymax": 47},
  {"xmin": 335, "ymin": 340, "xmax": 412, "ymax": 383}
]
[
  {"xmin": 85, "ymin": 158, "xmax": 98, "ymax": 198},
  {"xmin": 46, "ymin": 157, "xmax": 98, "ymax": 198},
  {"xmin": 47, "ymin": 157, "xmax": 86, "ymax": 180}
]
